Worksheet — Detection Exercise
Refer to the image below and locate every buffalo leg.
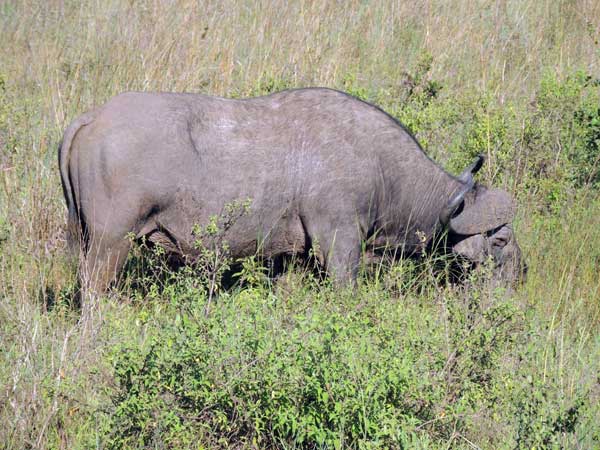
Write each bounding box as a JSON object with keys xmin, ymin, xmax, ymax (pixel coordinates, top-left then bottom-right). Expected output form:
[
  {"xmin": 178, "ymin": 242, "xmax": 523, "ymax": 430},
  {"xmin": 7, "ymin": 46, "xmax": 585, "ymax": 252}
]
[
  {"xmin": 82, "ymin": 232, "xmax": 131, "ymax": 295},
  {"xmin": 304, "ymin": 219, "xmax": 361, "ymax": 285},
  {"xmin": 324, "ymin": 232, "xmax": 361, "ymax": 285}
]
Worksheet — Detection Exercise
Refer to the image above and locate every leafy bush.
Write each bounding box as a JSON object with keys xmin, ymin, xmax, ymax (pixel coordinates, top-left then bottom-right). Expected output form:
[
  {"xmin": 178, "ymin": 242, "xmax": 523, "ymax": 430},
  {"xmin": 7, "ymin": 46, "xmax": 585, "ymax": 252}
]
[
  {"xmin": 373, "ymin": 66, "xmax": 600, "ymax": 211},
  {"xmin": 102, "ymin": 264, "xmax": 538, "ymax": 449}
]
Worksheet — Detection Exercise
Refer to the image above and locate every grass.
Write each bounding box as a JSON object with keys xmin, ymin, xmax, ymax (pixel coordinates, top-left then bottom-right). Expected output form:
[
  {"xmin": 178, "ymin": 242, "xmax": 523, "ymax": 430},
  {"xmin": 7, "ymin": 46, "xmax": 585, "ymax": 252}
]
[{"xmin": 1, "ymin": 0, "xmax": 600, "ymax": 448}]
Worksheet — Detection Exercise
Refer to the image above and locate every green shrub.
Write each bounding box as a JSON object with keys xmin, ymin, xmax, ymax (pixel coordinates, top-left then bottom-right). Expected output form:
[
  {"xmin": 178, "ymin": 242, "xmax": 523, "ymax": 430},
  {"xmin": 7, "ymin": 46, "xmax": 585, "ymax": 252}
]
[
  {"xmin": 102, "ymin": 265, "xmax": 538, "ymax": 449},
  {"xmin": 375, "ymin": 66, "xmax": 600, "ymax": 211}
]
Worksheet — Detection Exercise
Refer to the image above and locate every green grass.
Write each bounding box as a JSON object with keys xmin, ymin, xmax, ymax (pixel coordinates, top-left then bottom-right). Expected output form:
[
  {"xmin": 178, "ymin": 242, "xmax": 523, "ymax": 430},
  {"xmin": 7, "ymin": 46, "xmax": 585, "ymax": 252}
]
[{"xmin": 1, "ymin": 0, "xmax": 600, "ymax": 448}]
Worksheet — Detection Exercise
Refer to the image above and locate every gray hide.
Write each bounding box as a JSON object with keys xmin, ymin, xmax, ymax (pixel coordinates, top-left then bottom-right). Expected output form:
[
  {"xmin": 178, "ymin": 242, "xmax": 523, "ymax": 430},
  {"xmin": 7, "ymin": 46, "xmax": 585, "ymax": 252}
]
[{"xmin": 59, "ymin": 88, "xmax": 524, "ymax": 292}]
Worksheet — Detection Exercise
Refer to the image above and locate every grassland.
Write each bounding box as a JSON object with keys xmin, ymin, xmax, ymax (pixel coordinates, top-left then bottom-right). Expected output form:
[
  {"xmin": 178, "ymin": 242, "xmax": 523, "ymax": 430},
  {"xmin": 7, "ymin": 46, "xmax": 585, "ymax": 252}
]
[{"xmin": 1, "ymin": 0, "xmax": 600, "ymax": 448}]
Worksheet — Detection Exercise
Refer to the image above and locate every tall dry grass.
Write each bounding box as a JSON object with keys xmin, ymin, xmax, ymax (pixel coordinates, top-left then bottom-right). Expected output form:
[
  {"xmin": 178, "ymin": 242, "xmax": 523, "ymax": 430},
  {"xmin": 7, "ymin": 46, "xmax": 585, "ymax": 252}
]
[{"xmin": 2, "ymin": 0, "xmax": 599, "ymax": 115}]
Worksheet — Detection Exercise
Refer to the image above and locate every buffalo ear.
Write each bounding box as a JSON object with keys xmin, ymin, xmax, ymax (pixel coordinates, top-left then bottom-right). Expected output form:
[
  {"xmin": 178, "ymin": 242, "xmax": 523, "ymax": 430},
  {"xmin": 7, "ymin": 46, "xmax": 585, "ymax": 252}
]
[{"xmin": 449, "ymin": 186, "xmax": 516, "ymax": 235}]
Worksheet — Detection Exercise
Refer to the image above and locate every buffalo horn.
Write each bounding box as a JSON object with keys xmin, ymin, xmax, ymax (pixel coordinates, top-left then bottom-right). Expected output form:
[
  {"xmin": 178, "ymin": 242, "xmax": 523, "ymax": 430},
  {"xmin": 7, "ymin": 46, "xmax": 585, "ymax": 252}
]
[
  {"xmin": 458, "ymin": 154, "xmax": 485, "ymax": 184},
  {"xmin": 439, "ymin": 178, "xmax": 475, "ymax": 227}
]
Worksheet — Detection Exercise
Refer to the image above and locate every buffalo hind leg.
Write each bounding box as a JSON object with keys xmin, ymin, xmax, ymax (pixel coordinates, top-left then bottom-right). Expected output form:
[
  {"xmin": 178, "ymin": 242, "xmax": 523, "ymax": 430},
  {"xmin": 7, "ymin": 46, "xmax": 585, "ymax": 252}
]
[{"xmin": 82, "ymin": 233, "xmax": 131, "ymax": 295}]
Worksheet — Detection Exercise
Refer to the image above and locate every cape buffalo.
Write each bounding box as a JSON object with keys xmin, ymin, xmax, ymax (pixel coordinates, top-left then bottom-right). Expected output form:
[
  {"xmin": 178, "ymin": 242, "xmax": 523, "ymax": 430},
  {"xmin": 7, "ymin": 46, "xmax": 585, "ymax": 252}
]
[{"xmin": 59, "ymin": 88, "xmax": 523, "ymax": 293}]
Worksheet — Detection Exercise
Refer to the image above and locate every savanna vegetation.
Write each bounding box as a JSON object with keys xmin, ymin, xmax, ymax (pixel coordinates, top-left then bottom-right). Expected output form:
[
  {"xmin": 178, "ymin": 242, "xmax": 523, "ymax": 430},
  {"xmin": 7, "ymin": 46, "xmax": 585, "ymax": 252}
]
[{"xmin": 1, "ymin": 0, "xmax": 599, "ymax": 448}]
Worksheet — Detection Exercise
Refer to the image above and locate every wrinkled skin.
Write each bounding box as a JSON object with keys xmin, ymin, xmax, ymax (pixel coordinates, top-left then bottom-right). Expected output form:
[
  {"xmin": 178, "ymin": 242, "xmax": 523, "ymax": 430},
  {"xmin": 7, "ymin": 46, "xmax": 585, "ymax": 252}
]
[{"xmin": 59, "ymin": 88, "xmax": 525, "ymax": 293}]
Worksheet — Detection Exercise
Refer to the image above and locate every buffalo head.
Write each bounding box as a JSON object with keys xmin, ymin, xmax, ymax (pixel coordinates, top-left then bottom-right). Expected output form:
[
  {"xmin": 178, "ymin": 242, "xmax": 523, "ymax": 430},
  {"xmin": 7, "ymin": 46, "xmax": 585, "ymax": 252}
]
[{"xmin": 439, "ymin": 156, "xmax": 526, "ymax": 285}]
